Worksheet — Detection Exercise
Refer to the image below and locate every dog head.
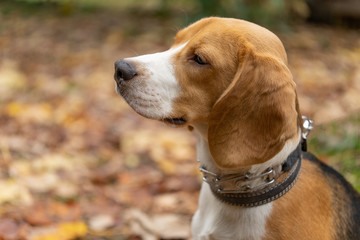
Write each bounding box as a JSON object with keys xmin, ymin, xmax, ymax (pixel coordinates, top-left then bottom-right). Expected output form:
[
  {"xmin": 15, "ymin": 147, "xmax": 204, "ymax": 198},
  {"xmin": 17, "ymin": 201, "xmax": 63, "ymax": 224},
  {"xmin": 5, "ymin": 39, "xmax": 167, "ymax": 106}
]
[{"xmin": 114, "ymin": 17, "xmax": 301, "ymax": 169}]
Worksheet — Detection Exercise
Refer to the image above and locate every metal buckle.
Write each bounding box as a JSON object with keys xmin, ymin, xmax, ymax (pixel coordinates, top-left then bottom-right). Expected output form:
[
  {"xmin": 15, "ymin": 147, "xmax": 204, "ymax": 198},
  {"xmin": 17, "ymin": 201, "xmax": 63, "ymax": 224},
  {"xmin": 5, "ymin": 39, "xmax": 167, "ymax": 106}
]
[
  {"xmin": 200, "ymin": 167, "xmax": 277, "ymax": 194},
  {"xmin": 302, "ymin": 115, "xmax": 314, "ymax": 139}
]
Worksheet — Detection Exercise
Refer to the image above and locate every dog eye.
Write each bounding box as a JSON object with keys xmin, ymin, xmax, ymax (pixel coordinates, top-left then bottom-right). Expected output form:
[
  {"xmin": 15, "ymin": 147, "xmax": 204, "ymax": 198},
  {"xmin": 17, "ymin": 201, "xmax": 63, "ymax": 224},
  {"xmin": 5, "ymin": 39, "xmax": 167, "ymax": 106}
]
[{"xmin": 194, "ymin": 54, "xmax": 206, "ymax": 65}]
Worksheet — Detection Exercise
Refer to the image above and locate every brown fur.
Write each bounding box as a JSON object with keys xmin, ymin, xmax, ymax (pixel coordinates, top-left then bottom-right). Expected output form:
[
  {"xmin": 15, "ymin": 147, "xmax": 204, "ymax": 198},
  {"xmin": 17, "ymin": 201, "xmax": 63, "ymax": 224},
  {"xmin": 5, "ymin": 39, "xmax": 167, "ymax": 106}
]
[
  {"xmin": 265, "ymin": 159, "xmax": 336, "ymax": 239},
  {"xmin": 208, "ymin": 50, "xmax": 298, "ymax": 169}
]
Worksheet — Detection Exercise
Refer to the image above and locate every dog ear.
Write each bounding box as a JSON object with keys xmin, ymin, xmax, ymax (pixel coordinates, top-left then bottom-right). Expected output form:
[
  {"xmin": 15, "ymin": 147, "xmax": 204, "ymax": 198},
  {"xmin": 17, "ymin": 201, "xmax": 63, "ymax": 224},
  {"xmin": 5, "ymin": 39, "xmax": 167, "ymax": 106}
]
[{"xmin": 208, "ymin": 50, "xmax": 300, "ymax": 169}]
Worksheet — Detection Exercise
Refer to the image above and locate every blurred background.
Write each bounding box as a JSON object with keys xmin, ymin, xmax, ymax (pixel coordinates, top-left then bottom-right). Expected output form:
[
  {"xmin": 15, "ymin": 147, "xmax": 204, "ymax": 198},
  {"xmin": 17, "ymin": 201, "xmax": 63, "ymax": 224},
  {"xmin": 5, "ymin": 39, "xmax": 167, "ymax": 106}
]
[{"xmin": 0, "ymin": 0, "xmax": 359, "ymax": 239}]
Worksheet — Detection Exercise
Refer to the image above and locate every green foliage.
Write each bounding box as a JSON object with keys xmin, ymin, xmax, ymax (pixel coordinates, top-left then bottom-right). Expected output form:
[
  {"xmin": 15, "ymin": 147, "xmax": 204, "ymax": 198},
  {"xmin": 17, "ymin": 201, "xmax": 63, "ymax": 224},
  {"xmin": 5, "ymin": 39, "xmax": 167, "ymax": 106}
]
[
  {"xmin": 3, "ymin": 0, "xmax": 96, "ymax": 16},
  {"xmin": 189, "ymin": 0, "xmax": 290, "ymax": 29},
  {"xmin": 308, "ymin": 113, "xmax": 360, "ymax": 191},
  {"xmin": 4, "ymin": 0, "xmax": 300, "ymax": 30}
]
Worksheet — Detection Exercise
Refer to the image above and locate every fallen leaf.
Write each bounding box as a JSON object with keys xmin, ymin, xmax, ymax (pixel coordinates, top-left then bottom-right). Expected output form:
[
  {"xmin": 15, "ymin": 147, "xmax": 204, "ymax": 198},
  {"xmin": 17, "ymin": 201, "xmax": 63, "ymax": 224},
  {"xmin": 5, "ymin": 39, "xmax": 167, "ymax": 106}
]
[
  {"xmin": 24, "ymin": 205, "xmax": 52, "ymax": 226},
  {"xmin": 31, "ymin": 222, "xmax": 87, "ymax": 240},
  {"xmin": 0, "ymin": 60, "xmax": 26, "ymax": 99},
  {"xmin": 31, "ymin": 154, "xmax": 74, "ymax": 173},
  {"xmin": 88, "ymin": 214, "xmax": 115, "ymax": 231},
  {"xmin": 57, "ymin": 222, "xmax": 88, "ymax": 239},
  {"xmin": 24, "ymin": 173, "xmax": 58, "ymax": 193},
  {"xmin": 90, "ymin": 159, "xmax": 122, "ymax": 185},
  {"xmin": 152, "ymin": 192, "xmax": 199, "ymax": 214},
  {"xmin": 54, "ymin": 181, "xmax": 79, "ymax": 200},
  {"xmin": 157, "ymin": 160, "xmax": 177, "ymax": 175},
  {"xmin": 0, "ymin": 180, "xmax": 33, "ymax": 205},
  {"xmin": 24, "ymin": 202, "xmax": 82, "ymax": 226},
  {"xmin": 0, "ymin": 218, "xmax": 19, "ymax": 240},
  {"xmin": 124, "ymin": 154, "xmax": 141, "ymax": 168},
  {"xmin": 5, "ymin": 102, "xmax": 52, "ymax": 123},
  {"xmin": 124, "ymin": 209, "xmax": 190, "ymax": 240}
]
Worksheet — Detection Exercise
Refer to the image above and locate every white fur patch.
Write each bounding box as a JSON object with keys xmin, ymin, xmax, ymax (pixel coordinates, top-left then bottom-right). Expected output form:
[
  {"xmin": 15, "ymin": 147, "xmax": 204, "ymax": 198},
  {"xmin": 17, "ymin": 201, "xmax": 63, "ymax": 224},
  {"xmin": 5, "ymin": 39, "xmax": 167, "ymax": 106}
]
[
  {"xmin": 192, "ymin": 183, "xmax": 273, "ymax": 240},
  {"xmin": 119, "ymin": 44, "xmax": 186, "ymax": 119}
]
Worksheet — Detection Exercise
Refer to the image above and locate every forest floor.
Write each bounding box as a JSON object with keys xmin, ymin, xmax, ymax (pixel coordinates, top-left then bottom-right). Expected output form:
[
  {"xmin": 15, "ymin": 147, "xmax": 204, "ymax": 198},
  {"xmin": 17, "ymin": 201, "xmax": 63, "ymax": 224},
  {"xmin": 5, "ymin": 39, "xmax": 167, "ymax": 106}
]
[{"xmin": 0, "ymin": 3, "xmax": 359, "ymax": 240}]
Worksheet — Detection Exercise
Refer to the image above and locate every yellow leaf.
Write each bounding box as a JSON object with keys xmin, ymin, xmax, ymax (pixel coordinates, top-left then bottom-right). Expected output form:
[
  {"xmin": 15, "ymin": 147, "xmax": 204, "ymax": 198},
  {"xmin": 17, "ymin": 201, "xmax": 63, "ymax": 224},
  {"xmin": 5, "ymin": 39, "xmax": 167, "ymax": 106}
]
[
  {"xmin": 6, "ymin": 102, "xmax": 52, "ymax": 122},
  {"xmin": 58, "ymin": 221, "xmax": 88, "ymax": 237},
  {"xmin": 32, "ymin": 222, "xmax": 88, "ymax": 240},
  {"xmin": 157, "ymin": 160, "xmax": 176, "ymax": 175},
  {"xmin": 6, "ymin": 102, "xmax": 25, "ymax": 117}
]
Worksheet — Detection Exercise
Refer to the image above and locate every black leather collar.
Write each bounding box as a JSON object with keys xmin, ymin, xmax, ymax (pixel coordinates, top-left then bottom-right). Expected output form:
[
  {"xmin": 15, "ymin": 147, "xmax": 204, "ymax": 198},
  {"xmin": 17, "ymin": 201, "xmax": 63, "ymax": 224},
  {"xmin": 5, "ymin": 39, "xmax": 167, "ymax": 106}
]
[{"xmin": 203, "ymin": 144, "xmax": 303, "ymax": 207}]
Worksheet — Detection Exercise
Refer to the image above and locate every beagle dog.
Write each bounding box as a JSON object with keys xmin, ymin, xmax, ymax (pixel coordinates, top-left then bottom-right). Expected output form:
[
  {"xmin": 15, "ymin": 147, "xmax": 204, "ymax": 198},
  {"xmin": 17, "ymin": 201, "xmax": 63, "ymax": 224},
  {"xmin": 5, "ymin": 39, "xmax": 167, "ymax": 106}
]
[{"xmin": 114, "ymin": 17, "xmax": 360, "ymax": 240}]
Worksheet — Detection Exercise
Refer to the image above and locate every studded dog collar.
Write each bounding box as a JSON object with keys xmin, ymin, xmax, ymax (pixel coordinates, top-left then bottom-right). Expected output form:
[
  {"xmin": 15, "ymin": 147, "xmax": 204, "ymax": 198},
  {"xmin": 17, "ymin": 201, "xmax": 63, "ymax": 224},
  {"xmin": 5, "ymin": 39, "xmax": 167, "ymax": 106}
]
[{"xmin": 200, "ymin": 144, "xmax": 303, "ymax": 207}]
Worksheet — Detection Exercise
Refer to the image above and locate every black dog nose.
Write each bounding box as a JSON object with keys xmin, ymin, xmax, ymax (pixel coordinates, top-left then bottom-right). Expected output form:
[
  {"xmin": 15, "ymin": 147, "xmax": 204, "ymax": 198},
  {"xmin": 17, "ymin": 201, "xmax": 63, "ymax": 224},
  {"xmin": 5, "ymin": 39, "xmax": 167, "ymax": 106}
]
[{"xmin": 114, "ymin": 60, "xmax": 137, "ymax": 82}]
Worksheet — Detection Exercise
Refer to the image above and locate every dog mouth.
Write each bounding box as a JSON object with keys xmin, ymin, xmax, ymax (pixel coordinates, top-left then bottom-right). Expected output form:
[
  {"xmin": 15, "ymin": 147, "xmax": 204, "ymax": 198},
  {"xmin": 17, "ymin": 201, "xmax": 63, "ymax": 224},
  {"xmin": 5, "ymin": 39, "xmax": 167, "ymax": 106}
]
[
  {"xmin": 163, "ymin": 117, "xmax": 187, "ymax": 126},
  {"xmin": 114, "ymin": 81, "xmax": 187, "ymax": 126}
]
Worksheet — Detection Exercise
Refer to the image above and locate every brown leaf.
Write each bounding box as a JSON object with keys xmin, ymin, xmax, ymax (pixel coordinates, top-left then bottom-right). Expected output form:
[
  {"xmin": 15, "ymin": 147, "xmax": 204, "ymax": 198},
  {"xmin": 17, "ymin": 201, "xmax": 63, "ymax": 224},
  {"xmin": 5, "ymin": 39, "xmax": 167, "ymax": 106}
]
[
  {"xmin": 0, "ymin": 218, "xmax": 19, "ymax": 240},
  {"xmin": 160, "ymin": 175, "xmax": 201, "ymax": 192},
  {"xmin": 90, "ymin": 159, "xmax": 123, "ymax": 185},
  {"xmin": 24, "ymin": 201, "xmax": 81, "ymax": 226},
  {"xmin": 50, "ymin": 202, "xmax": 82, "ymax": 222},
  {"xmin": 24, "ymin": 205, "xmax": 52, "ymax": 226}
]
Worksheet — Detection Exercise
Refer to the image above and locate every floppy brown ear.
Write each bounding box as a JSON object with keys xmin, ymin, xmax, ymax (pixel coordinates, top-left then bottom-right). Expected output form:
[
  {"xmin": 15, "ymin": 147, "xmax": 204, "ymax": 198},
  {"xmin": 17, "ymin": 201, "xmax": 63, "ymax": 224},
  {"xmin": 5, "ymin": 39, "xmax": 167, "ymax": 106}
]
[{"xmin": 208, "ymin": 50, "xmax": 300, "ymax": 169}]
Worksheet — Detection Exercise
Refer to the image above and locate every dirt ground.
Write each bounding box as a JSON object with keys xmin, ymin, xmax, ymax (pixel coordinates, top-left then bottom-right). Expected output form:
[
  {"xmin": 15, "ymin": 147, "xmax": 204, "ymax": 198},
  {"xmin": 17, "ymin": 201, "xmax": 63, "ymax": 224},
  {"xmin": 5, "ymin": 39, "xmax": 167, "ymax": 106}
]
[{"xmin": 0, "ymin": 4, "xmax": 359, "ymax": 240}]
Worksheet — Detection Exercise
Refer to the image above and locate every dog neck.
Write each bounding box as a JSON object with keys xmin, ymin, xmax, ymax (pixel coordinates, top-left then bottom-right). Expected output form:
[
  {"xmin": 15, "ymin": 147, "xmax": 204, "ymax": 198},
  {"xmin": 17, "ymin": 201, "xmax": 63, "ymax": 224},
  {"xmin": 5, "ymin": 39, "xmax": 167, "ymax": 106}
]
[
  {"xmin": 193, "ymin": 123, "xmax": 301, "ymax": 181},
  {"xmin": 191, "ymin": 123, "xmax": 301, "ymax": 239},
  {"xmin": 193, "ymin": 123, "xmax": 302, "ymax": 207}
]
